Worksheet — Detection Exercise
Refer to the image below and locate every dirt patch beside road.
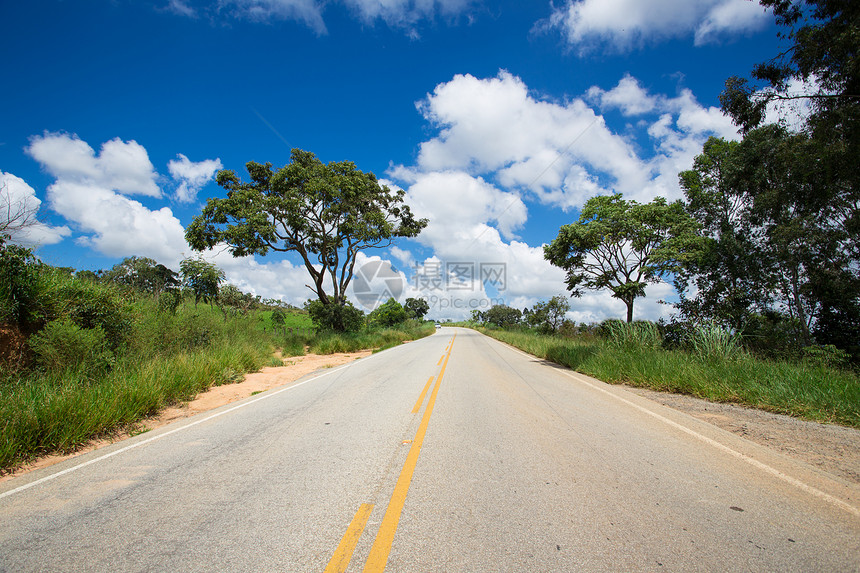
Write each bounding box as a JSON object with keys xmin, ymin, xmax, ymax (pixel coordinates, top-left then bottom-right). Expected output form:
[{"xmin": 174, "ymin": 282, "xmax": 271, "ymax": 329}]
[{"xmin": 624, "ymin": 386, "xmax": 860, "ymax": 485}]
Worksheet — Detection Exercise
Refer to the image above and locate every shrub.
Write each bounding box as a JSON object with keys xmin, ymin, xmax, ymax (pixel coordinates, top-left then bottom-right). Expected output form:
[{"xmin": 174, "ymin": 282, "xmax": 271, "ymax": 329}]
[
  {"xmin": 32, "ymin": 268, "xmax": 131, "ymax": 349},
  {"xmin": 306, "ymin": 299, "xmax": 365, "ymax": 332},
  {"xmin": 271, "ymin": 308, "xmax": 286, "ymax": 327},
  {"xmin": 29, "ymin": 319, "xmax": 114, "ymax": 379},
  {"xmin": 802, "ymin": 344, "xmax": 850, "ymax": 369},
  {"xmin": 0, "ymin": 241, "xmax": 39, "ymax": 328},
  {"xmin": 158, "ymin": 288, "xmax": 181, "ymax": 315}
]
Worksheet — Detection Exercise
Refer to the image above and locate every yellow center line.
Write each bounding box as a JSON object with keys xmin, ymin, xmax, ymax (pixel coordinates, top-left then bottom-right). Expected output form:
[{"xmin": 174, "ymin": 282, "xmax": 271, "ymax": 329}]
[
  {"xmin": 436, "ymin": 355, "xmax": 444, "ymax": 365},
  {"xmin": 363, "ymin": 334, "xmax": 456, "ymax": 573},
  {"xmin": 324, "ymin": 503, "xmax": 374, "ymax": 573},
  {"xmin": 411, "ymin": 376, "xmax": 435, "ymax": 414}
]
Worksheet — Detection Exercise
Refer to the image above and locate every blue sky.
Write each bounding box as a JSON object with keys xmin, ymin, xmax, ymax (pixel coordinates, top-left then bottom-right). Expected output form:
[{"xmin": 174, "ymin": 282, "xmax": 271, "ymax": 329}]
[{"xmin": 1, "ymin": 0, "xmax": 785, "ymax": 321}]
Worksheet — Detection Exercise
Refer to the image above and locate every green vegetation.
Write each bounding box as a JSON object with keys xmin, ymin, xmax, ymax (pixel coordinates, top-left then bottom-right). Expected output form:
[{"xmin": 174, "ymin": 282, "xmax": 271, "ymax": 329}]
[
  {"xmin": 185, "ymin": 148, "xmax": 427, "ymax": 331},
  {"xmin": 0, "ymin": 246, "xmax": 433, "ymax": 474},
  {"xmin": 476, "ymin": 322, "xmax": 859, "ymax": 429},
  {"xmin": 544, "ymin": 195, "xmax": 699, "ymax": 323}
]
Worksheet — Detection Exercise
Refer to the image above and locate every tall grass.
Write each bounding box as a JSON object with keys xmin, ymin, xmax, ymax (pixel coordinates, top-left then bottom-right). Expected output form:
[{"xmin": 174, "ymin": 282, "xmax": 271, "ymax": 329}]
[
  {"xmin": 483, "ymin": 327, "xmax": 859, "ymax": 428},
  {"xmin": 0, "ymin": 295, "xmax": 435, "ymax": 473},
  {"xmin": 0, "ymin": 323, "xmax": 277, "ymax": 471},
  {"xmin": 687, "ymin": 322, "xmax": 744, "ymax": 360}
]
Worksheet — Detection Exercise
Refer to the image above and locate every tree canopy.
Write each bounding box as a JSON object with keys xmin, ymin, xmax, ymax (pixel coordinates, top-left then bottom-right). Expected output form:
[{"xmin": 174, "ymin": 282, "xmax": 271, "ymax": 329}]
[
  {"xmin": 179, "ymin": 257, "xmax": 224, "ymax": 306},
  {"xmin": 185, "ymin": 149, "xmax": 427, "ymax": 313},
  {"xmin": 545, "ymin": 195, "xmax": 699, "ymax": 323},
  {"xmin": 102, "ymin": 256, "xmax": 179, "ymax": 297},
  {"xmin": 526, "ymin": 295, "xmax": 570, "ymax": 333}
]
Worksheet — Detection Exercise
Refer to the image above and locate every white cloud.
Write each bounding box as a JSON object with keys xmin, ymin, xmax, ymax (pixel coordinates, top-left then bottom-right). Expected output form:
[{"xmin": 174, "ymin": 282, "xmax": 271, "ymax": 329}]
[
  {"xmin": 220, "ymin": 0, "xmax": 328, "ymax": 33},
  {"xmin": 541, "ymin": 0, "xmax": 769, "ymax": 52},
  {"xmin": 383, "ymin": 71, "xmax": 740, "ymax": 321},
  {"xmin": 48, "ymin": 180, "xmax": 188, "ymax": 266},
  {"xmin": 695, "ymin": 0, "xmax": 768, "ymax": 46},
  {"xmin": 0, "ymin": 171, "xmax": 71, "ymax": 246},
  {"xmin": 168, "ymin": 153, "xmax": 223, "ymax": 203},
  {"xmin": 25, "ymin": 133, "xmax": 186, "ymax": 265},
  {"xmin": 26, "ymin": 132, "xmax": 161, "ymax": 198},
  {"xmin": 412, "ymin": 71, "xmax": 737, "ymax": 208},
  {"xmin": 587, "ymin": 74, "xmax": 658, "ymax": 116}
]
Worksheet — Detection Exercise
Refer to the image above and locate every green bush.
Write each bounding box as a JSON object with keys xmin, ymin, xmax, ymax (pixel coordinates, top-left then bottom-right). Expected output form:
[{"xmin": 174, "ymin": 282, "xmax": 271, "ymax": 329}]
[
  {"xmin": 29, "ymin": 319, "xmax": 114, "ymax": 379},
  {"xmin": 31, "ymin": 268, "xmax": 131, "ymax": 349},
  {"xmin": 306, "ymin": 299, "xmax": 365, "ymax": 332},
  {"xmin": 802, "ymin": 344, "xmax": 850, "ymax": 369},
  {"xmin": 157, "ymin": 288, "xmax": 181, "ymax": 315},
  {"xmin": 368, "ymin": 298, "xmax": 407, "ymax": 327},
  {"xmin": 0, "ymin": 241, "xmax": 39, "ymax": 328}
]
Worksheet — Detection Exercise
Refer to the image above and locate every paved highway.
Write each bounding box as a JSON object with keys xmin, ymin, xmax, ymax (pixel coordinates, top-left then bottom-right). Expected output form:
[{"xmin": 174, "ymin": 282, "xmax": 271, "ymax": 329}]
[{"xmin": 1, "ymin": 327, "xmax": 857, "ymax": 572}]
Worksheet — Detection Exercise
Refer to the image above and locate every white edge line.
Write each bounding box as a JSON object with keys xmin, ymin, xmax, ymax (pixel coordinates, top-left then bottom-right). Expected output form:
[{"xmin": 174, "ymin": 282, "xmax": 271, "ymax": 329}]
[
  {"xmin": 492, "ymin": 336, "xmax": 860, "ymax": 518},
  {"xmin": 0, "ymin": 361, "xmax": 355, "ymax": 501}
]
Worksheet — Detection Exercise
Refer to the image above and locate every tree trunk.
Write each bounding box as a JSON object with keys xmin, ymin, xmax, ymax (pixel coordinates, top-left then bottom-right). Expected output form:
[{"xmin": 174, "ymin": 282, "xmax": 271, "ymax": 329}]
[{"xmin": 626, "ymin": 299, "xmax": 634, "ymax": 323}]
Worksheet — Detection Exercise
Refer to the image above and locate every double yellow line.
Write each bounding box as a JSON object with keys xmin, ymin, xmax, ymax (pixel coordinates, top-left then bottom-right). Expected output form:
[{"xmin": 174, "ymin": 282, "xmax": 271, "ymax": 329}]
[{"xmin": 325, "ymin": 333, "xmax": 456, "ymax": 573}]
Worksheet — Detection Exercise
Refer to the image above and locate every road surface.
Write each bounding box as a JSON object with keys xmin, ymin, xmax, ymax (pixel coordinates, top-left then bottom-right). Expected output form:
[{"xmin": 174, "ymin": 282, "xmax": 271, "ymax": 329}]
[{"xmin": 1, "ymin": 327, "xmax": 858, "ymax": 571}]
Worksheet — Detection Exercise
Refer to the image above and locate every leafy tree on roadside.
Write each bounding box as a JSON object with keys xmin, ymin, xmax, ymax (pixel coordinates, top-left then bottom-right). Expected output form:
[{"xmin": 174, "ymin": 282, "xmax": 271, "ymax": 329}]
[
  {"xmin": 527, "ymin": 295, "xmax": 570, "ymax": 333},
  {"xmin": 676, "ymin": 137, "xmax": 773, "ymax": 330},
  {"xmin": 103, "ymin": 256, "xmax": 179, "ymax": 298},
  {"xmin": 0, "ymin": 237, "xmax": 38, "ymax": 328},
  {"xmin": 403, "ymin": 297, "xmax": 430, "ymax": 320},
  {"xmin": 369, "ymin": 297, "xmax": 408, "ymax": 327},
  {"xmin": 483, "ymin": 304, "xmax": 522, "ymax": 328},
  {"xmin": 185, "ymin": 149, "xmax": 427, "ymax": 330},
  {"xmin": 305, "ymin": 299, "xmax": 365, "ymax": 332},
  {"xmin": 179, "ymin": 257, "xmax": 224, "ymax": 307},
  {"xmin": 545, "ymin": 195, "xmax": 700, "ymax": 323}
]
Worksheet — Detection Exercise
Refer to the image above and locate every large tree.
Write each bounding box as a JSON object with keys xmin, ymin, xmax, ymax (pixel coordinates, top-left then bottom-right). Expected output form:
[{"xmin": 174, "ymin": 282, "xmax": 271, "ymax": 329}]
[
  {"xmin": 716, "ymin": 1, "xmax": 859, "ymax": 352},
  {"xmin": 102, "ymin": 256, "xmax": 179, "ymax": 298},
  {"xmin": 179, "ymin": 257, "xmax": 224, "ymax": 307},
  {"xmin": 186, "ymin": 149, "xmax": 427, "ymax": 319},
  {"xmin": 527, "ymin": 295, "xmax": 570, "ymax": 333},
  {"xmin": 676, "ymin": 137, "xmax": 774, "ymax": 330},
  {"xmin": 545, "ymin": 195, "xmax": 699, "ymax": 323}
]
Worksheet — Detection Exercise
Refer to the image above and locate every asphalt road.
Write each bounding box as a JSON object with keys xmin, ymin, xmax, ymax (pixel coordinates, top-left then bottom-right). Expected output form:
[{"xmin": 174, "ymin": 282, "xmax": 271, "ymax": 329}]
[{"xmin": 1, "ymin": 327, "xmax": 858, "ymax": 572}]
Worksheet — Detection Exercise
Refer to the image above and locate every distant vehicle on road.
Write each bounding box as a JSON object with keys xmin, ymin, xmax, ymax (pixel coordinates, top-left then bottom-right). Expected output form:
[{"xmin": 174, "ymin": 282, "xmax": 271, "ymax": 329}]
[{"xmin": 435, "ymin": 323, "xmax": 441, "ymax": 328}]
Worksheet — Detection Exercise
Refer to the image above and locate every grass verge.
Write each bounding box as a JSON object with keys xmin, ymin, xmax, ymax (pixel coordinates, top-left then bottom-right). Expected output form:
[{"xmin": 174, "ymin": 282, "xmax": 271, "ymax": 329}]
[
  {"xmin": 480, "ymin": 328, "xmax": 860, "ymax": 429},
  {"xmin": 0, "ymin": 312, "xmax": 435, "ymax": 474}
]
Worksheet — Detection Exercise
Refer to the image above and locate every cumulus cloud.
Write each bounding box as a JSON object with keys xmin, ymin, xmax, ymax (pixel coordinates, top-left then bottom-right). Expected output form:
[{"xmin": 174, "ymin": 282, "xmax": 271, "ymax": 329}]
[
  {"xmin": 26, "ymin": 132, "xmax": 162, "ymax": 198},
  {"xmin": 540, "ymin": 0, "xmax": 769, "ymax": 52},
  {"xmin": 586, "ymin": 74, "xmax": 658, "ymax": 116},
  {"xmin": 0, "ymin": 171, "xmax": 71, "ymax": 246},
  {"xmin": 380, "ymin": 70, "xmax": 738, "ymax": 320},
  {"xmin": 168, "ymin": 153, "xmax": 223, "ymax": 203},
  {"xmin": 26, "ymin": 132, "xmax": 186, "ymax": 265},
  {"xmin": 412, "ymin": 71, "xmax": 736, "ymax": 208}
]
